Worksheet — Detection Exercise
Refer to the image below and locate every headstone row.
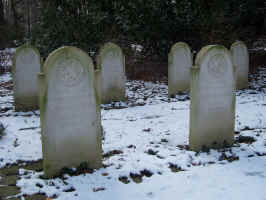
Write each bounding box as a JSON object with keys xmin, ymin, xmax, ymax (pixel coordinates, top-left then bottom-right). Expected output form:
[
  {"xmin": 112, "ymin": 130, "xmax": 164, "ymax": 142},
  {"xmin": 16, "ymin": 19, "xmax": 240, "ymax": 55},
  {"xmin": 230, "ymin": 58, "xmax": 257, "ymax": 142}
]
[
  {"xmin": 168, "ymin": 41, "xmax": 249, "ymax": 96},
  {"xmin": 11, "ymin": 41, "xmax": 249, "ymax": 177},
  {"xmin": 13, "ymin": 41, "xmax": 249, "ymax": 111},
  {"xmin": 12, "ymin": 43, "xmax": 126, "ymax": 177}
]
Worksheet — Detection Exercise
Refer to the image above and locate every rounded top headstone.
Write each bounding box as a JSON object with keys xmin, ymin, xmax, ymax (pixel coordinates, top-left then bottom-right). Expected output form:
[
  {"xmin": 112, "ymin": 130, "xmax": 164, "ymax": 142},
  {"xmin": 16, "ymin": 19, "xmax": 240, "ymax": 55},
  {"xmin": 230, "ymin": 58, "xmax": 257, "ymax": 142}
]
[
  {"xmin": 97, "ymin": 42, "xmax": 123, "ymax": 70},
  {"xmin": 230, "ymin": 40, "xmax": 247, "ymax": 49},
  {"xmin": 43, "ymin": 46, "xmax": 94, "ymax": 75},
  {"xmin": 13, "ymin": 43, "xmax": 41, "ymax": 71},
  {"xmin": 168, "ymin": 42, "xmax": 192, "ymax": 64},
  {"xmin": 195, "ymin": 45, "xmax": 232, "ymax": 68},
  {"xmin": 169, "ymin": 42, "xmax": 191, "ymax": 54}
]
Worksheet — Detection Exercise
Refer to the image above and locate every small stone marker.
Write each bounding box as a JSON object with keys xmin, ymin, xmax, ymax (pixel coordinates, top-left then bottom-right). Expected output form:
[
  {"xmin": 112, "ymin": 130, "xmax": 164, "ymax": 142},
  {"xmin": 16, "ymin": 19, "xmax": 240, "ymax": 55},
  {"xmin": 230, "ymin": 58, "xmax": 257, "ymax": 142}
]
[
  {"xmin": 12, "ymin": 44, "xmax": 41, "ymax": 111},
  {"xmin": 38, "ymin": 46, "xmax": 102, "ymax": 178},
  {"xmin": 97, "ymin": 42, "xmax": 126, "ymax": 104},
  {"xmin": 189, "ymin": 45, "xmax": 235, "ymax": 151},
  {"xmin": 230, "ymin": 41, "xmax": 249, "ymax": 89},
  {"xmin": 168, "ymin": 42, "xmax": 192, "ymax": 97}
]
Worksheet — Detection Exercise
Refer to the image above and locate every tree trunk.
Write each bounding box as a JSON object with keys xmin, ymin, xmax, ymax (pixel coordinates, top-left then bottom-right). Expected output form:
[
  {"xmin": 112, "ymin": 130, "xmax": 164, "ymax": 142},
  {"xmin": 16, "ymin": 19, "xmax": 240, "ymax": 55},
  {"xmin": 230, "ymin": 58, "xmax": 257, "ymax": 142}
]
[{"xmin": 0, "ymin": 0, "xmax": 4, "ymax": 23}]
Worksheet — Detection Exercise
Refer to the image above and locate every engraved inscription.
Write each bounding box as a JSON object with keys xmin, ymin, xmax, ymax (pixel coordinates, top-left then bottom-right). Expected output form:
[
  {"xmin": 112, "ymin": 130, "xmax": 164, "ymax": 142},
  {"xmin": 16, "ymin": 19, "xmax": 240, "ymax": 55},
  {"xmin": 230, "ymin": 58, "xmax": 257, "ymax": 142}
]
[
  {"xmin": 235, "ymin": 44, "xmax": 247, "ymax": 71},
  {"xmin": 20, "ymin": 50, "xmax": 35, "ymax": 65},
  {"xmin": 56, "ymin": 58, "xmax": 84, "ymax": 87},
  {"xmin": 208, "ymin": 54, "xmax": 227, "ymax": 78},
  {"xmin": 107, "ymin": 51, "xmax": 119, "ymax": 58}
]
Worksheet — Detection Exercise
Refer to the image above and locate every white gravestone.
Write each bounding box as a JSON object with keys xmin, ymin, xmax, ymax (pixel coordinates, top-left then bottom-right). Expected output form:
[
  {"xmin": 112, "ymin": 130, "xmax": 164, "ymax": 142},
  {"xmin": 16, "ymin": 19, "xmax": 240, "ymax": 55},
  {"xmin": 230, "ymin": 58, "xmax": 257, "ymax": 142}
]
[
  {"xmin": 189, "ymin": 45, "xmax": 235, "ymax": 151},
  {"xmin": 230, "ymin": 41, "xmax": 249, "ymax": 89},
  {"xmin": 38, "ymin": 46, "xmax": 102, "ymax": 178},
  {"xmin": 94, "ymin": 69, "xmax": 101, "ymax": 103},
  {"xmin": 12, "ymin": 44, "xmax": 41, "ymax": 111},
  {"xmin": 97, "ymin": 42, "xmax": 126, "ymax": 104},
  {"xmin": 168, "ymin": 42, "xmax": 192, "ymax": 97}
]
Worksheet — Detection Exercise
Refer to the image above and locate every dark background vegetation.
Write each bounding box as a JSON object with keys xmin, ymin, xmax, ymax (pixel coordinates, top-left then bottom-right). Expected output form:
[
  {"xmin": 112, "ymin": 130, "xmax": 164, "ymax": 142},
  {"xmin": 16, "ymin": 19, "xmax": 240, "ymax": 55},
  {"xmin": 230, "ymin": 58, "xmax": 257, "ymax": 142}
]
[{"xmin": 0, "ymin": 0, "xmax": 265, "ymax": 79}]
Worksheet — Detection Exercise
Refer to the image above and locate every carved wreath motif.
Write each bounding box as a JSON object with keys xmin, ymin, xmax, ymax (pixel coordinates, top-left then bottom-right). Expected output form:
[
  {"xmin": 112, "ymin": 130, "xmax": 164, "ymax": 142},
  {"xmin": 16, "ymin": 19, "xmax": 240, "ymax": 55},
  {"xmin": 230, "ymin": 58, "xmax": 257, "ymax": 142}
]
[
  {"xmin": 56, "ymin": 58, "xmax": 85, "ymax": 87},
  {"xmin": 207, "ymin": 54, "xmax": 227, "ymax": 78}
]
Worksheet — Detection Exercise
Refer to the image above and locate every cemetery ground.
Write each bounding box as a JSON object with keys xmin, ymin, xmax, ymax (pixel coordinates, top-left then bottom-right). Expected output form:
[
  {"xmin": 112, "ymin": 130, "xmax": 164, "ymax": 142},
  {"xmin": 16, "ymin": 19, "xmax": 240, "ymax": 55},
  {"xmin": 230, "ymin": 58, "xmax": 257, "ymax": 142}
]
[{"xmin": 0, "ymin": 53, "xmax": 265, "ymax": 199}]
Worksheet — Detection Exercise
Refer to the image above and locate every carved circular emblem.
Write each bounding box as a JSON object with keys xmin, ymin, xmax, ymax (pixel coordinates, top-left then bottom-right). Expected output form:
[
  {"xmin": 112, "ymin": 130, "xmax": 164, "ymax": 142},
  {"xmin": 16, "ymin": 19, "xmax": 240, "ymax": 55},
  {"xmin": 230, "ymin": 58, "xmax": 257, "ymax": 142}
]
[
  {"xmin": 56, "ymin": 58, "xmax": 84, "ymax": 87},
  {"xmin": 106, "ymin": 50, "xmax": 120, "ymax": 59},
  {"xmin": 20, "ymin": 49, "xmax": 36, "ymax": 65},
  {"xmin": 207, "ymin": 54, "xmax": 227, "ymax": 78}
]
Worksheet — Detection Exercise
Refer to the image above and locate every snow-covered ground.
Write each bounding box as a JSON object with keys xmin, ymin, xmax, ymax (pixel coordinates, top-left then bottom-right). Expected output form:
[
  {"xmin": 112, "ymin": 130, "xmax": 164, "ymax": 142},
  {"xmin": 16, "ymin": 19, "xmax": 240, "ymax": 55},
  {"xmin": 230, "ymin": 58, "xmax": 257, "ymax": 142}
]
[{"xmin": 0, "ymin": 66, "xmax": 265, "ymax": 200}]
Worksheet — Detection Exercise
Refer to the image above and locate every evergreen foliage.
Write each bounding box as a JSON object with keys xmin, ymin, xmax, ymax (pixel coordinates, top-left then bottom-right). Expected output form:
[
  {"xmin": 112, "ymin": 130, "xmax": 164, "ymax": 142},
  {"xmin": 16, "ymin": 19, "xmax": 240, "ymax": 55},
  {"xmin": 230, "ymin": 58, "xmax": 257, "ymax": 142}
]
[{"xmin": 31, "ymin": 0, "xmax": 265, "ymax": 60}]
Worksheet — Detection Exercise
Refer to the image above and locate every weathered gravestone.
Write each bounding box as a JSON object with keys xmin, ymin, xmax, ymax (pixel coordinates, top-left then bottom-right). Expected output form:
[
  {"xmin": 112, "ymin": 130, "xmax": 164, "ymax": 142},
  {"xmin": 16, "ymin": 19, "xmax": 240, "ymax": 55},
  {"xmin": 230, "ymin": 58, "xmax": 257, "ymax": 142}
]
[
  {"xmin": 12, "ymin": 44, "xmax": 41, "ymax": 111},
  {"xmin": 94, "ymin": 69, "xmax": 101, "ymax": 103},
  {"xmin": 230, "ymin": 41, "xmax": 249, "ymax": 89},
  {"xmin": 38, "ymin": 46, "xmax": 102, "ymax": 177},
  {"xmin": 189, "ymin": 45, "xmax": 235, "ymax": 151},
  {"xmin": 97, "ymin": 42, "xmax": 126, "ymax": 104},
  {"xmin": 168, "ymin": 42, "xmax": 192, "ymax": 97}
]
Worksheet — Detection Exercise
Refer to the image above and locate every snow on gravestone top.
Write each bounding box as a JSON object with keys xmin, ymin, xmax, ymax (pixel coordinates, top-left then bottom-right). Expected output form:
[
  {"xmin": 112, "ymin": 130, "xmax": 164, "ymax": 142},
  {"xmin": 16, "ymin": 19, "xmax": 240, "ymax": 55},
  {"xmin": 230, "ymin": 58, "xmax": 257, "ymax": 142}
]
[
  {"xmin": 168, "ymin": 42, "xmax": 192, "ymax": 97},
  {"xmin": 97, "ymin": 42, "xmax": 126, "ymax": 104},
  {"xmin": 230, "ymin": 41, "xmax": 249, "ymax": 89},
  {"xmin": 38, "ymin": 46, "xmax": 102, "ymax": 178},
  {"xmin": 189, "ymin": 45, "xmax": 235, "ymax": 151},
  {"xmin": 12, "ymin": 44, "xmax": 41, "ymax": 111}
]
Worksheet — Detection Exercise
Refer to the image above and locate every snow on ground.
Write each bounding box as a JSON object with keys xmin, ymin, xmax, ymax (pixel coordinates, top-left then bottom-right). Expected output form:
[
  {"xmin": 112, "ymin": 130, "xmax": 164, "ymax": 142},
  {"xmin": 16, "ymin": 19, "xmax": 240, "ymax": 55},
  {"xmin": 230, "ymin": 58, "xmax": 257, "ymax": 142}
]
[
  {"xmin": 0, "ymin": 66, "xmax": 265, "ymax": 199},
  {"xmin": 0, "ymin": 48, "xmax": 15, "ymax": 68}
]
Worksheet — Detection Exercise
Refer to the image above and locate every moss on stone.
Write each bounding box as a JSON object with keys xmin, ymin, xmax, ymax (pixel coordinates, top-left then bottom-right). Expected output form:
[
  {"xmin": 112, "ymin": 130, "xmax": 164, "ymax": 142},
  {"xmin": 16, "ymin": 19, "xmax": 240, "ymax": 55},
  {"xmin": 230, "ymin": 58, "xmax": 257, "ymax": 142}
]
[
  {"xmin": 190, "ymin": 45, "xmax": 235, "ymax": 151},
  {"xmin": 230, "ymin": 41, "xmax": 249, "ymax": 90},
  {"xmin": 96, "ymin": 42, "xmax": 124, "ymax": 71},
  {"xmin": 195, "ymin": 45, "xmax": 232, "ymax": 67},
  {"xmin": 96, "ymin": 42, "xmax": 126, "ymax": 104},
  {"xmin": 168, "ymin": 42, "xmax": 192, "ymax": 96},
  {"xmin": 168, "ymin": 42, "xmax": 191, "ymax": 67},
  {"xmin": 12, "ymin": 43, "xmax": 41, "ymax": 111},
  {"xmin": 40, "ymin": 46, "xmax": 102, "ymax": 178}
]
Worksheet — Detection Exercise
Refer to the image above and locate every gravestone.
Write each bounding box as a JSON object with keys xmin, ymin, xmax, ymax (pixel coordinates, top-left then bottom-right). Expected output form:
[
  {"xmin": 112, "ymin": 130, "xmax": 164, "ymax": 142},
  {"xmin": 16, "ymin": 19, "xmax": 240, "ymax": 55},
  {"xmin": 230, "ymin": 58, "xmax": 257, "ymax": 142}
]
[
  {"xmin": 12, "ymin": 44, "xmax": 41, "ymax": 111},
  {"xmin": 168, "ymin": 42, "xmax": 192, "ymax": 97},
  {"xmin": 38, "ymin": 46, "xmax": 102, "ymax": 178},
  {"xmin": 189, "ymin": 45, "xmax": 235, "ymax": 151},
  {"xmin": 97, "ymin": 42, "xmax": 126, "ymax": 104},
  {"xmin": 94, "ymin": 69, "xmax": 101, "ymax": 103},
  {"xmin": 230, "ymin": 41, "xmax": 249, "ymax": 89}
]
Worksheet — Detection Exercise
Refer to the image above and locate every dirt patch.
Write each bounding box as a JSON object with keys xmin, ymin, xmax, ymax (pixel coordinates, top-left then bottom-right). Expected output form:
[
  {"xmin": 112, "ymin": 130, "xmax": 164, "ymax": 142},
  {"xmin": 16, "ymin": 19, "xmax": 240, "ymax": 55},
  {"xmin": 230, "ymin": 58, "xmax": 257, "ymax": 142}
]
[
  {"xmin": 103, "ymin": 150, "xmax": 123, "ymax": 159},
  {"xmin": 168, "ymin": 163, "xmax": 185, "ymax": 173},
  {"xmin": 235, "ymin": 135, "xmax": 256, "ymax": 144},
  {"xmin": 0, "ymin": 160, "xmax": 45, "ymax": 200}
]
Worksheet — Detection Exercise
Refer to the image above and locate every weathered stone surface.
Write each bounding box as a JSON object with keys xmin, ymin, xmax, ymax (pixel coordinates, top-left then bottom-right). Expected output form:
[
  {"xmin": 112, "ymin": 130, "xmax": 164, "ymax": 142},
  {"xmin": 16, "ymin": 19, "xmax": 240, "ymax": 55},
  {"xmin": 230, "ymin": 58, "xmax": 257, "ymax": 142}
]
[
  {"xmin": 39, "ymin": 46, "xmax": 102, "ymax": 178},
  {"xmin": 94, "ymin": 69, "xmax": 101, "ymax": 103},
  {"xmin": 168, "ymin": 42, "xmax": 192, "ymax": 96},
  {"xmin": 97, "ymin": 42, "xmax": 126, "ymax": 104},
  {"xmin": 12, "ymin": 44, "xmax": 41, "ymax": 111},
  {"xmin": 230, "ymin": 41, "xmax": 249, "ymax": 89},
  {"xmin": 189, "ymin": 45, "xmax": 235, "ymax": 151}
]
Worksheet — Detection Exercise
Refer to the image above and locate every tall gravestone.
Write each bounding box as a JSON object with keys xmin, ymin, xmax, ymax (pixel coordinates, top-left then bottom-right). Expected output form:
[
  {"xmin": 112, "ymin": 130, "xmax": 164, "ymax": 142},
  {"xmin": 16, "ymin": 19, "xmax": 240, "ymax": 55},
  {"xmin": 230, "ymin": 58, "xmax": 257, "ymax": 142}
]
[
  {"xmin": 38, "ymin": 46, "xmax": 102, "ymax": 178},
  {"xmin": 12, "ymin": 44, "xmax": 41, "ymax": 111},
  {"xmin": 97, "ymin": 42, "xmax": 126, "ymax": 104},
  {"xmin": 168, "ymin": 42, "xmax": 192, "ymax": 97},
  {"xmin": 230, "ymin": 41, "xmax": 249, "ymax": 89},
  {"xmin": 189, "ymin": 45, "xmax": 235, "ymax": 151},
  {"xmin": 94, "ymin": 69, "xmax": 101, "ymax": 103}
]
